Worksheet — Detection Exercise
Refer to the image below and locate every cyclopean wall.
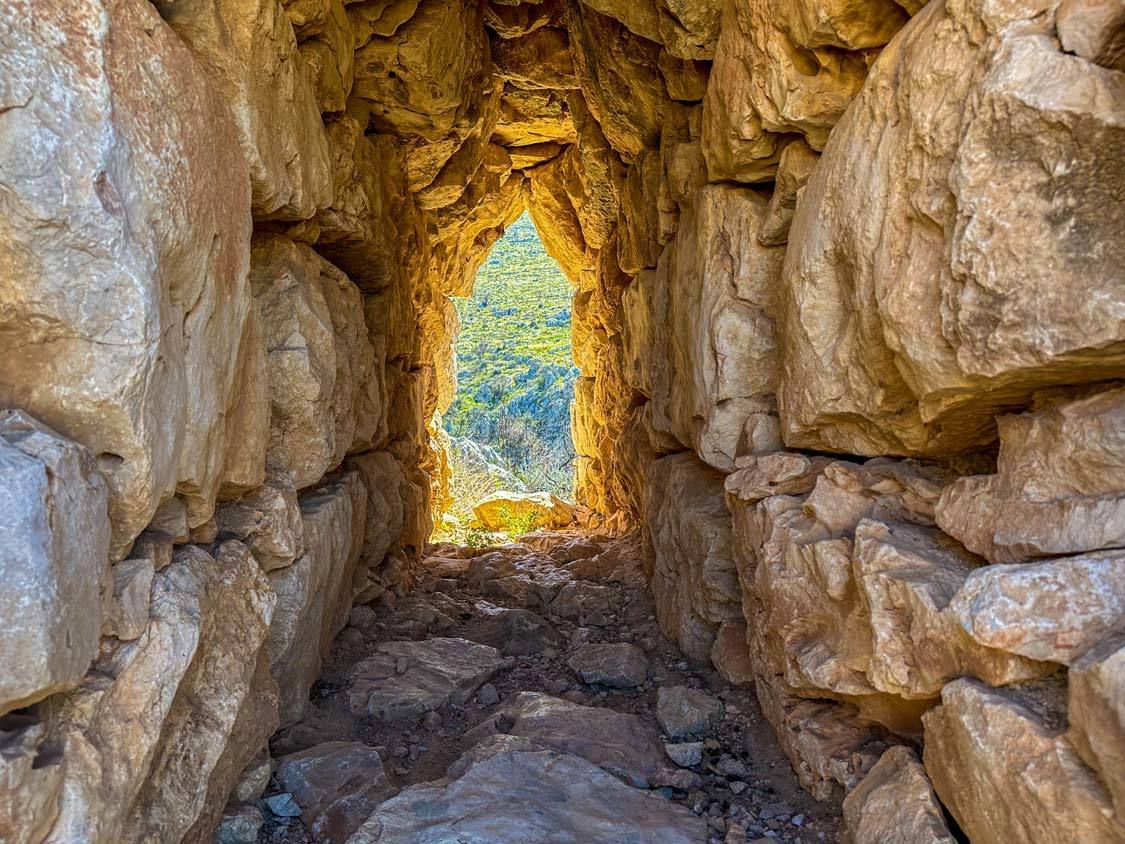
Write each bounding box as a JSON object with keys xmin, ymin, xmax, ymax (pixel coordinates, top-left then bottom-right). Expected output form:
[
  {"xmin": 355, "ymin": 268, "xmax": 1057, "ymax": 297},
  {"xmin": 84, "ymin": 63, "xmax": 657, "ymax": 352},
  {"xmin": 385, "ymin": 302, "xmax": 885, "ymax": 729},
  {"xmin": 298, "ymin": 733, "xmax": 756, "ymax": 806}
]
[{"xmin": 0, "ymin": 0, "xmax": 1122, "ymax": 841}]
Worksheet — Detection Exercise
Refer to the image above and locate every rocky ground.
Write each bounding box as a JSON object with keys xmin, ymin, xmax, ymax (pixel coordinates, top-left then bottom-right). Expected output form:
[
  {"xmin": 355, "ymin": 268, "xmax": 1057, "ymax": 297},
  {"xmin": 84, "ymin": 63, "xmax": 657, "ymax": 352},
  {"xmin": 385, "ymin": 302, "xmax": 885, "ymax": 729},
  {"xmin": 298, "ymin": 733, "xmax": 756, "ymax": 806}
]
[{"xmin": 221, "ymin": 532, "xmax": 842, "ymax": 844}]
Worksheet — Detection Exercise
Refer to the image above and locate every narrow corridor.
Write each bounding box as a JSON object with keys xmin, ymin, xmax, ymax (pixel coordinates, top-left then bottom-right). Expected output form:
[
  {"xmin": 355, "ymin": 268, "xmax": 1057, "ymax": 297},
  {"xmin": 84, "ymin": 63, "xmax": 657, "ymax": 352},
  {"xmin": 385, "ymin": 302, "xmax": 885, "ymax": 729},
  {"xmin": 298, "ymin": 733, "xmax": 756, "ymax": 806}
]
[{"xmin": 245, "ymin": 533, "xmax": 840, "ymax": 843}]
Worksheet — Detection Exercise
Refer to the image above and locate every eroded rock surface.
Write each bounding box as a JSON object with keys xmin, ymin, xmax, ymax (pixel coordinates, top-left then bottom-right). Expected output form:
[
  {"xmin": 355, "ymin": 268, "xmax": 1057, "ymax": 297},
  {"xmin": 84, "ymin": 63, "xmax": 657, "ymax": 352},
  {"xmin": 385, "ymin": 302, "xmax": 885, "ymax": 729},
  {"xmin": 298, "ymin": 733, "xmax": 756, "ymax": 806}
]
[
  {"xmin": 0, "ymin": 413, "xmax": 110, "ymax": 714},
  {"xmin": 924, "ymin": 678, "xmax": 1125, "ymax": 844},
  {"xmin": 347, "ymin": 638, "xmax": 505, "ymax": 722},
  {"xmin": 1, "ymin": 0, "xmax": 1121, "ymax": 839},
  {"xmin": 348, "ymin": 748, "xmax": 705, "ymax": 843}
]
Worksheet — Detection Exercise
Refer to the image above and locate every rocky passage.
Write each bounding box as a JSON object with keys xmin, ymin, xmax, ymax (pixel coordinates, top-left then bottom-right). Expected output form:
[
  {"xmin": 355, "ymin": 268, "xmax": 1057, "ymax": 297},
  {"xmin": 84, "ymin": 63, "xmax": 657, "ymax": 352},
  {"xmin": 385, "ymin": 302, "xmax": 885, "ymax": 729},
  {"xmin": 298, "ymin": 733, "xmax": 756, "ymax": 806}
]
[
  {"xmin": 232, "ymin": 534, "xmax": 842, "ymax": 843},
  {"xmin": 1, "ymin": 0, "xmax": 1122, "ymax": 842}
]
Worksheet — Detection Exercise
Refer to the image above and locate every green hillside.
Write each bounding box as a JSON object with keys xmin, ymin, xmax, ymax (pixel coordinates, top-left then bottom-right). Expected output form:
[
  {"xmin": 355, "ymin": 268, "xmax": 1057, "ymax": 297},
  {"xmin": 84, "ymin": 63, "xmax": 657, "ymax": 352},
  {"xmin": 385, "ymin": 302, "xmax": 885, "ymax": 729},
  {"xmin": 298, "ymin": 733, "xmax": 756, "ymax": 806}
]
[{"xmin": 443, "ymin": 212, "xmax": 579, "ymax": 507}]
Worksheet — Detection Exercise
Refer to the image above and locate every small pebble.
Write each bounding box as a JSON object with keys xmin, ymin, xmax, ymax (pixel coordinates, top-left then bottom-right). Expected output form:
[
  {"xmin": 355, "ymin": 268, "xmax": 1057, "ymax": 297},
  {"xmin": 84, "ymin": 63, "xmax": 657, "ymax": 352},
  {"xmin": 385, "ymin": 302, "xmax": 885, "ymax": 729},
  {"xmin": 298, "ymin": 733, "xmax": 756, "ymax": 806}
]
[
  {"xmin": 665, "ymin": 741, "xmax": 703, "ymax": 767},
  {"xmin": 263, "ymin": 793, "xmax": 301, "ymax": 818},
  {"xmin": 477, "ymin": 684, "xmax": 500, "ymax": 706}
]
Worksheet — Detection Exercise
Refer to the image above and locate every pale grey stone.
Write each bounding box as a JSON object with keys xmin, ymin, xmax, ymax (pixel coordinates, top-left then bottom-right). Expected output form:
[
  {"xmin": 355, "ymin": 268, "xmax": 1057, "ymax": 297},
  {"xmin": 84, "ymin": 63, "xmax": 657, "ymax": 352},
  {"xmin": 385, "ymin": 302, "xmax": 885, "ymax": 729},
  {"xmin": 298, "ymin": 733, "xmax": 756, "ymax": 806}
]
[{"xmin": 0, "ymin": 411, "xmax": 110, "ymax": 714}]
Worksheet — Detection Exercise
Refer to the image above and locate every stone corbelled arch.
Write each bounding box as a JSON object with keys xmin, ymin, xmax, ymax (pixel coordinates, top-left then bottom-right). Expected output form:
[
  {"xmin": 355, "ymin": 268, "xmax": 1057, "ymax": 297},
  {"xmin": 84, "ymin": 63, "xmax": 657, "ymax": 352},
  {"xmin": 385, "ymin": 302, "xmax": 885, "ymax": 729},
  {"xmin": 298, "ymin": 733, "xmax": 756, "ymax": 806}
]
[{"xmin": 0, "ymin": 0, "xmax": 1122, "ymax": 840}]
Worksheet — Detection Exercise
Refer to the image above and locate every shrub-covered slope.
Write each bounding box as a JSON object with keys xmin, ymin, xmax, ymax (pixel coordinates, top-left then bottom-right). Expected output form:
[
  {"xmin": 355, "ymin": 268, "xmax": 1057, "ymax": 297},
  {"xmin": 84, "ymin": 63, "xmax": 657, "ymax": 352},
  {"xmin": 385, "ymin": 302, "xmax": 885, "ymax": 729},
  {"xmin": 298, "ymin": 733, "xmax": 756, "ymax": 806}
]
[{"xmin": 444, "ymin": 212, "xmax": 579, "ymax": 504}]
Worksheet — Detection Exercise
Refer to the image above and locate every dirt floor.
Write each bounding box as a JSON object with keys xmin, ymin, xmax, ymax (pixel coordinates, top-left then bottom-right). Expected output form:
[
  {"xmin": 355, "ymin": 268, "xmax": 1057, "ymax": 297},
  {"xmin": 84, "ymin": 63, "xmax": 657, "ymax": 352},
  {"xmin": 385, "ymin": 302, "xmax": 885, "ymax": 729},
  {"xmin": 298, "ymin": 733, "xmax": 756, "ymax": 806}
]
[{"xmin": 257, "ymin": 532, "xmax": 843, "ymax": 843}]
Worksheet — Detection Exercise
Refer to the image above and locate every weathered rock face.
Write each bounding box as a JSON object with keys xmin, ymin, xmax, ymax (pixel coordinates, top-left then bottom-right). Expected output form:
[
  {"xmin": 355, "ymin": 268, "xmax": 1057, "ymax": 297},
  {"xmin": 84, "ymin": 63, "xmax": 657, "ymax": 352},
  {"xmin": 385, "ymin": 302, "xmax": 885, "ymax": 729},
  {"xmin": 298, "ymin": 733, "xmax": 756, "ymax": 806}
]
[
  {"xmin": 1, "ymin": 0, "xmax": 1122, "ymax": 838},
  {"xmin": 154, "ymin": 0, "xmax": 333, "ymax": 220},
  {"xmin": 656, "ymin": 185, "xmax": 785, "ymax": 471},
  {"xmin": 936, "ymin": 386, "xmax": 1125, "ymax": 563},
  {"xmin": 45, "ymin": 542, "xmax": 276, "ymax": 844},
  {"xmin": 0, "ymin": 0, "xmax": 261, "ymax": 557},
  {"xmin": 950, "ymin": 549, "xmax": 1125, "ymax": 666},
  {"xmin": 778, "ymin": 0, "xmax": 1125, "ymax": 458},
  {"xmin": 727, "ymin": 457, "xmax": 1052, "ymax": 736},
  {"xmin": 0, "ymin": 413, "xmax": 110, "ymax": 715},
  {"xmin": 217, "ymin": 470, "xmax": 305, "ymax": 571},
  {"xmin": 475, "ymin": 691, "xmax": 668, "ymax": 787},
  {"xmin": 314, "ymin": 118, "xmax": 420, "ymax": 292},
  {"xmin": 347, "ymin": 638, "xmax": 504, "ymax": 722},
  {"xmin": 1067, "ymin": 635, "xmax": 1125, "ymax": 819},
  {"xmin": 645, "ymin": 453, "xmax": 741, "ymax": 662},
  {"xmin": 347, "ymin": 748, "xmax": 705, "ymax": 842},
  {"xmin": 268, "ymin": 471, "xmax": 368, "ymax": 726},
  {"xmin": 842, "ymin": 746, "xmax": 955, "ymax": 844},
  {"xmin": 924, "ymin": 678, "xmax": 1125, "ymax": 844},
  {"xmin": 275, "ymin": 742, "xmax": 398, "ymax": 842},
  {"xmin": 250, "ymin": 236, "xmax": 383, "ymax": 490},
  {"xmin": 566, "ymin": 0, "xmax": 666, "ymax": 157}
]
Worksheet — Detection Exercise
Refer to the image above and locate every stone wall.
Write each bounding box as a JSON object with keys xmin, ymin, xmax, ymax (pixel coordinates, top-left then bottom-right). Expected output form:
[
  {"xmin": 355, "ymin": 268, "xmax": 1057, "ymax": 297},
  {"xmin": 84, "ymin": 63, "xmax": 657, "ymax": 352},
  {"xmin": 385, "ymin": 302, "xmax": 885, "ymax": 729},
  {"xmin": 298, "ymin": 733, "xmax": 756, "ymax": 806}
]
[{"xmin": 0, "ymin": 0, "xmax": 1122, "ymax": 841}]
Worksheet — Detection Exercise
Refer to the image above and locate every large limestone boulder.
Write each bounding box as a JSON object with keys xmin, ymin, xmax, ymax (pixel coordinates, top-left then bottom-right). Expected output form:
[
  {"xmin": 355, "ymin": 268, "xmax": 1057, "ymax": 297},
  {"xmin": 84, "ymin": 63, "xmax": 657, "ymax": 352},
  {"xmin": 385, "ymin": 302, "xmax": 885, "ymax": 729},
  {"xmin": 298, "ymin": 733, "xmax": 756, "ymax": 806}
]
[
  {"xmin": 0, "ymin": 0, "xmax": 264, "ymax": 558},
  {"xmin": 493, "ymin": 87, "xmax": 576, "ymax": 147},
  {"xmin": 315, "ymin": 118, "xmax": 420, "ymax": 292},
  {"xmin": 484, "ymin": 0, "xmax": 559, "ymax": 38},
  {"xmin": 702, "ymin": 0, "xmax": 913, "ymax": 183},
  {"xmin": 754, "ymin": 675, "xmax": 900, "ymax": 801},
  {"xmin": 154, "ymin": 0, "xmax": 333, "ymax": 220},
  {"xmin": 0, "ymin": 413, "xmax": 110, "ymax": 715},
  {"xmin": 778, "ymin": 0, "xmax": 1125, "ymax": 457},
  {"xmin": 348, "ymin": 451, "xmax": 409, "ymax": 598},
  {"xmin": 472, "ymin": 491, "xmax": 577, "ymax": 531},
  {"xmin": 576, "ymin": 0, "xmax": 661, "ymax": 43},
  {"xmin": 250, "ymin": 236, "xmax": 383, "ymax": 490},
  {"xmin": 275, "ymin": 742, "xmax": 398, "ymax": 842},
  {"xmin": 657, "ymin": 185, "xmax": 785, "ymax": 471},
  {"xmin": 936, "ymin": 386, "xmax": 1125, "ymax": 562},
  {"xmin": 268, "ymin": 471, "xmax": 368, "ymax": 726},
  {"xmin": 493, "ymin": 26, "xmax": 579, "ymax": 90},
  {"xmin": 644, "ymin": 453, "xmax": 741, "ymax": 663},
  {"xmin": 728, "ymin": 458, "xmax": 1048, "ymax": 734},
  {"xmin": 46, "ymin": 542, "xmax": 277, "ymax": 844},
  {"xmin": 923, "ymin": 678, "xmax": 1125, "ymax": 843},
  {"xmin": 217, "ymin": 470, "xmax": 305, "ymax": 572},
  {"xmin": 475, "ymin": 692, "xmax": 668, "ymax": 787},
  {"xmin": 616, "ymin": 149, "xmax": 663, "ymax": 274},
  {"xmin": 347, "ymin": 638, "xmax": 504, "ymax": 722},
  {"xmin": 749, "ymin": 0, "xmax": 906, "ymax": 148},
  {"xmin": 842, "ymin": 746, "xmax": 955, "ymax": 844},
  {"xmin": 757, "ymin": 139, "xmax": 819, "ymax": 246},
  {"xmin": 525, "ymin": 151, "xmax": 591, "ymax": 282},
  {"xmin": 567, "ymin": 0, "xmax": 667, "ymax": 158},
  {"xmin": 950, "ymin": 549, "xmax": 1125, "ymax": 666},
  {"xmin": 0, "ymin": 718, "xmax": 64, "ymax": 844},
  {"xmin": 351, "ymin": 0, "xmax": 489, "ymax": 141},
  {"xmin": 1067, "ymin": 635, "xmax": 1125, "ymax": 819},
  {"xmin": 700, "ymin": 0, "xmax": 785, "ymax": 182},
  {"xmin": 284, "ymin": 0, "xmax": 356, "ymax": 113},
  {"xmin": 657, "ymin": 0, "xmax": 722, "ymax": 59},
  {"xmin": 568, "ymin": 94, "xmax": 626, "ymax": 251}
]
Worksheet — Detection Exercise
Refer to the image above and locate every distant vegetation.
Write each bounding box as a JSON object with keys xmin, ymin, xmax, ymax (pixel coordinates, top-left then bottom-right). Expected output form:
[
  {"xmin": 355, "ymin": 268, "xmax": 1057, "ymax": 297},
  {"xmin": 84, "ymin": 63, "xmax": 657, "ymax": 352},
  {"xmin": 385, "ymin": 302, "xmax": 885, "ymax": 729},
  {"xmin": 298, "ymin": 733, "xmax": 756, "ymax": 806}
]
[{"xmin": 441, "ymin": 212, "xmax": 579, "ymax": 530}]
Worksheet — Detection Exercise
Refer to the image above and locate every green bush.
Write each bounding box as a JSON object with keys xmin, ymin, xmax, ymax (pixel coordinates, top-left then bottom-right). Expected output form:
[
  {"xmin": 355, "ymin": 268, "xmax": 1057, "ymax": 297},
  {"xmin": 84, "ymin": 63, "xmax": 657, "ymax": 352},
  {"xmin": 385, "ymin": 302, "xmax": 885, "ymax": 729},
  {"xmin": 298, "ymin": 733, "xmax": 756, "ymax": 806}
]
[{"xmin": 495, "ymin": 504, "xmax": 544, "ymax": 538}]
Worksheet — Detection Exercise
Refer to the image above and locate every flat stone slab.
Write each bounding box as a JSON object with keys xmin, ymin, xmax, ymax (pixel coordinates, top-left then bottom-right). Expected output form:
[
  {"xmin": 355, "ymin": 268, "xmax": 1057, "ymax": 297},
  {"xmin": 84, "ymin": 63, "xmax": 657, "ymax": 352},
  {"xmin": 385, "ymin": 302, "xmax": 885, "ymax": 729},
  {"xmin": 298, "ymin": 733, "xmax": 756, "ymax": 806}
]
[
  {"xmin": 568, "ymin": 642, "xmax": 649, "ymax": 688},
  {"xmin": 549, "ymin": 581, "xmax": 615, "ymax": 626},
  {"xmin": 346, "ymin": 749, "xmax": 706, "ymax": 844},
  {"xmin": 347, "ymin": 638, "xmax": 504, "ymax": 723},
  {"xmin": 476, "ymin": 691, "xmax": 666, "ymax": 787},
  {"xmin": 657, "ymin": 685, "xmax": 724, "ymax": 740},
  {"xmin": 463, "ymin": 607, "xmax": 563, "ymax": 656}
]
